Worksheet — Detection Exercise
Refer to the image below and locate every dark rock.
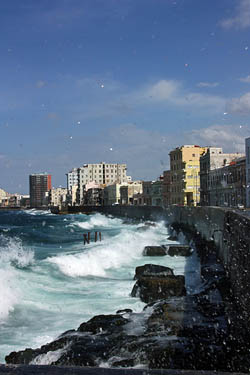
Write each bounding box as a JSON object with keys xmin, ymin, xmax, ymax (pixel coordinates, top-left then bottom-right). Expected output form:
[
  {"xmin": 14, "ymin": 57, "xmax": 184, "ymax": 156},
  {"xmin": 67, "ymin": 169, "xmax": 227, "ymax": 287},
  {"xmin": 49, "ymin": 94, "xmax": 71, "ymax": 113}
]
[
  {"xmin": 78, "ymin": 314, "xmax": 128, "ymax": 334},
  {"xmin": 164, "ymin": 244, "xmax": 192, "ymax": 257},
  {"xmin": 111, "ymin": 358, "xmax": 135, "ymax": 367},
  {"xmin": 143, "ymin": 246, "xmax": 166, "ymax": 256},
  {"xmin": 134, "ymin": 264, "xmax": 174, "ymax": 280},
  {"xmin": 131, "ymin": 275, "xmax": 186, "ymax": 303}
]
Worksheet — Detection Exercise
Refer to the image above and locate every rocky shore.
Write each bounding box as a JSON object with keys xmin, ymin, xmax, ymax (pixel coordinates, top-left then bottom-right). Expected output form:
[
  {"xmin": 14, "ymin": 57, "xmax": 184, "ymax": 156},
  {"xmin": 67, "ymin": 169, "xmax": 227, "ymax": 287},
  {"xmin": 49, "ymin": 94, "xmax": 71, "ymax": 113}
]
[{"xmin": 5, "ymin": 226, "xmax": 250, "ymax": 372}]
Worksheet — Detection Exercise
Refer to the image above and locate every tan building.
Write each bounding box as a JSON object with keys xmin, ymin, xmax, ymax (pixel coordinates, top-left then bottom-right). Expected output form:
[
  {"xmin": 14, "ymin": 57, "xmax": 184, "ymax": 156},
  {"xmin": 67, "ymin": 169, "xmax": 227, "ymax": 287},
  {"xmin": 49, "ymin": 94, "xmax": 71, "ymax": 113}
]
[
  {"xmin": 103, "ymin": 183, "xmax": 126, "ymax": 206},
  {"xmin": 169, "ymin": 145, "xmax": 208, "ymax": 206},
  {"xmin": 49, "ymin": 187, "xmax": 68, "ymax": 209},
  {"xmin": 120, "ymin": 181, "xmax": 142, "ymax": 205},
  {"xmin": 162, "ymin": 170, "xmax": 171, "ymax": 207}
]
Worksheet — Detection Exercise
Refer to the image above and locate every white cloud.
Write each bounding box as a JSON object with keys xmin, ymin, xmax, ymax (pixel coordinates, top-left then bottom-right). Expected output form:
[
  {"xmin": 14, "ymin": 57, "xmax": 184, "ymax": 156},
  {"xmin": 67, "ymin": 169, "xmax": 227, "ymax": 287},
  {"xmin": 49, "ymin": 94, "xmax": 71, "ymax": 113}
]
[
  {"xmin": 227, "ymin": 92, "xmax": 250, "ymax": 114},
  {"xmin": 131, "ymin": 79, "xmax": 225, "ymax": 113},
  {"xmin": 196, "ymin": 82, "xmax": 219, "ymax": 88},
  {"xmin": 36, "ymin": 80, "xmax": 46, "ymax": 88},
  {"xmin": 220, "ymin": 0, "xmax": 250, "ymax": 30},
  {"xmin": 143, "ymin": 80, "xmax": 180, "ymax": 101},
  {"xmin": 186, "ymin": 124, "xmax": 248, "ymax": 153},
  {"xmin": 239, "ymin": 75, "xmax": 250, "ymax": 83}
]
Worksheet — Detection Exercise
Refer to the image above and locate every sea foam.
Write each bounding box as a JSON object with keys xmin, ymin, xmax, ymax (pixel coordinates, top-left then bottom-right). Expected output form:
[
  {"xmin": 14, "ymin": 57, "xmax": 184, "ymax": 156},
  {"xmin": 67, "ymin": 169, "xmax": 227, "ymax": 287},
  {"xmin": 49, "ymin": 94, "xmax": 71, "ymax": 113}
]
[{"xmin": 47, "ymin": 221, "xmax": 169, "ymax": 278}]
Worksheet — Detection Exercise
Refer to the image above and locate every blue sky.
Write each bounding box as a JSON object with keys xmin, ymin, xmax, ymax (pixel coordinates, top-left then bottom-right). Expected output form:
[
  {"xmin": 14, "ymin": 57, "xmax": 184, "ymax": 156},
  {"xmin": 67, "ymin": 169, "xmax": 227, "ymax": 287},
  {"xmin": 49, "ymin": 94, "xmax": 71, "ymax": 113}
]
[{"xmin": 1, "ymin": 0, "xmax": 250, "ymax": 193}]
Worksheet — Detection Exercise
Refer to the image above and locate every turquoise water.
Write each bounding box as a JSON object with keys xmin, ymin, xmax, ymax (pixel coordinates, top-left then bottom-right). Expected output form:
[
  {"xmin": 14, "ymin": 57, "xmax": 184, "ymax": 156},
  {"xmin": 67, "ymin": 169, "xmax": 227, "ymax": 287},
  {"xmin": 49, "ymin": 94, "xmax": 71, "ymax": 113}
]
[{"xmin": 0, "ymin": 210, "xmax": 200, "ymax": 363}]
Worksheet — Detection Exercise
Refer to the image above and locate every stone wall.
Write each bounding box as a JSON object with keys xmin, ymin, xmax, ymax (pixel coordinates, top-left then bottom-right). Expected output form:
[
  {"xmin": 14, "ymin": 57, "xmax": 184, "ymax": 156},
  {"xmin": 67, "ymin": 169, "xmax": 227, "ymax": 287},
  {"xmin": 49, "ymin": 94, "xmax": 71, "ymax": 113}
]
[{"xmin": 96, "ymin": 205, "xmax": 250, "ymax": 325}]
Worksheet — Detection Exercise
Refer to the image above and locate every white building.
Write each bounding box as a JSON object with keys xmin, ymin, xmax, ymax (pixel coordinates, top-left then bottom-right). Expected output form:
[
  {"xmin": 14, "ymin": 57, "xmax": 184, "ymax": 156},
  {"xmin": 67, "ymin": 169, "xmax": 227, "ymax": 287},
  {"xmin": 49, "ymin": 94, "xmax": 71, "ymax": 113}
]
[{"xmin": 66, "ymin": 168, "xmax": 78, "ymax": 190}]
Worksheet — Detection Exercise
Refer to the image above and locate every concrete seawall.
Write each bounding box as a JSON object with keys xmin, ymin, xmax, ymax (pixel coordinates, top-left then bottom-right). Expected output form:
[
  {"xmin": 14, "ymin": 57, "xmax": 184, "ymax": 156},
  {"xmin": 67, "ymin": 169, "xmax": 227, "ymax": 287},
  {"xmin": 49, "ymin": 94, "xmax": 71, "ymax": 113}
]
[{"xmin": 78, "ymin": 205, "xmax": 250, "ymax": 326}]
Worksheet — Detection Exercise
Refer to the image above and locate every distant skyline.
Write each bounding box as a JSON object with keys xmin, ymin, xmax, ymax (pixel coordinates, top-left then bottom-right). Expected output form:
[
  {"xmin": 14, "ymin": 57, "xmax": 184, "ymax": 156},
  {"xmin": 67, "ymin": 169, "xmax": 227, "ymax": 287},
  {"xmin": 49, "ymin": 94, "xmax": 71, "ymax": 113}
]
[{"xmin": 1, "ymin": 0, "xmax": 250, "ymax": 193}]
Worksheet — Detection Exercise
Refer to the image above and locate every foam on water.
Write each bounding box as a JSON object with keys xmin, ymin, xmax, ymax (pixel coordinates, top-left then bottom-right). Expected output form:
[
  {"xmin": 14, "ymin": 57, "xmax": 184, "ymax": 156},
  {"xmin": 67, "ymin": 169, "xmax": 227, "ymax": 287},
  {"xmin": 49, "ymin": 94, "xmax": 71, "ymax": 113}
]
[
  {"xmin": 48, "ymin": 221, "xmax": 169, "ymax": 278},
  {"xmin": 0, "ymin": 269, "xmax": 20, "ymax": 322},
  {"xmin": 0, "ymin": 236, "xmax": 34, "ymax": 323},
  {"xmin": 69, "ymin": 213, "xmax": 123, "ymax": 230},
  {"xmin": 0, "ymin": 211, "xmax": 196, "ymax": 364}
]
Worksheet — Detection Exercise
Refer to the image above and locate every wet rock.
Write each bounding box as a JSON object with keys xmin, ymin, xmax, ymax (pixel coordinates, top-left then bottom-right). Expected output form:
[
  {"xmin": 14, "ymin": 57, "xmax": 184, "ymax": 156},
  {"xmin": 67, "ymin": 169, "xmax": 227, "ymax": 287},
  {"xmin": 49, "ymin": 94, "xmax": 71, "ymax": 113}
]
[
  {"xmin": 78, "ymin": 314, "xmax": 128, "ymax": 334},
  {"xmin": 164, "ymin": 244, "xmax": 192, "ymax": 257},
  {"xmin": 134, "ymin": 264, "xmax": 174, "ymax": 279},
  {"xmin": 131, "ymin": 275, "xmax": 186, "ymax": 303},
  {"xmin": 111, "ymin": 358, "xmax": 135, "ymax": 367},
  {"xmin": 143, "ymin": 246, "xmax": 166, "ymax": 256}
]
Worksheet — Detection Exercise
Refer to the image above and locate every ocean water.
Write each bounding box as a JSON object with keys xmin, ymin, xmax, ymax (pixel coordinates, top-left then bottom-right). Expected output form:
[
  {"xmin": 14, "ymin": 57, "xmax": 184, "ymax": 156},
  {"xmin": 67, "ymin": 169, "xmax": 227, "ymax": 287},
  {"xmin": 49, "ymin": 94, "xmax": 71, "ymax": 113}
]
[{"xmin": 0, "ymin": 210, "xmax": 200, "ymax": 363}]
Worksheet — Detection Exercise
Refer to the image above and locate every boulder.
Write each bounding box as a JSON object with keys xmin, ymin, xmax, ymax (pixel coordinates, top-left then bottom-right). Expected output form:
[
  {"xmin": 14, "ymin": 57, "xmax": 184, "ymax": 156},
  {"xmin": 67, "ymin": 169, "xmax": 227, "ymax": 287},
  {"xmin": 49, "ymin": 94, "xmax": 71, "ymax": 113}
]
[
  {"xmin": 134, "ymin": 264, "xmax": 174, "ymax": 279},
  {"xmin": 143, "ymin": 246, "xmax": 167, "ymax": 256},
  {"xmin": 78, "ymin": 314, "xmax": 128, "ymax": 334},
  {"xmin": 131, "ymin": 275, "xmax": 186, "ymax": 303},
  {"xmin": 164, "ymin": 244, "xmax": 192, "ymax": 257}
]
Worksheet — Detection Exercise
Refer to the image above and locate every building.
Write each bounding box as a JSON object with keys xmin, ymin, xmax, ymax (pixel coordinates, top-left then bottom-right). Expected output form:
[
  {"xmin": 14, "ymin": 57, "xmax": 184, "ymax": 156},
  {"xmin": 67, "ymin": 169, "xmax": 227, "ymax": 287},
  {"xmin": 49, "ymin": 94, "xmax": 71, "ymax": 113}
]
[
  {"xmin": 162, "ymin": 170, "xmax": 171, "ymax": 207},
  {"xmin": 207, "ymin": 157, "xmax": 246, "ymax": 207},
  {"xmin": 151, "ymin": 178, "xmax": 163, "ymax": 206},
  {"xmin": 29, "ymin": 173, "xmax": 52, "ymax": 208},
  {"xmin": 76, "ymin": 162, "xmax": 128, "ymax": 204},
  {"xmin": 200, "ymin": 148, "xmax": 244, "ymax": 206},
  {"xmin": 66, "ymin": 168, "xmax": 78, "ymax": 190},
  {"xmin": 120, "ymin": 181, "xmax": 142, "ymax": 205},
  {"xmin": 169, "ymin": 145, "xmax": 208, "ymax": 206},
  {"xmin": 133, "ymin": 181, "xmax": 153, "ymax": 206},
  {"xmin": 49, "ymin": 187, "xmax": 68, "ymax": 209},
  {"xmin": 103, "ymin": 183, "xmax": 126, "ymax": 206},
  {"xmin": 246, "ymin": 138, "xmax": 250, "ymax": 207}
]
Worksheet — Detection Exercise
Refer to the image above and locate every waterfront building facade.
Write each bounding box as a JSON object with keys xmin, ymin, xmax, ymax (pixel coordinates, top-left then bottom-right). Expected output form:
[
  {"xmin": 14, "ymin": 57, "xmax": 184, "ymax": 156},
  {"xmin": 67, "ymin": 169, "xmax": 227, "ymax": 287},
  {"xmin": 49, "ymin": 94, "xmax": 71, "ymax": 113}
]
[
  {"xmin": 49, "ymin": 187, "xmax": 68, "ymax": 209},
  {"xmin": 120, "ymin": 181, "xmax": 143, "ymax": 205},
  {"xmin": 151, "ymin": 178, "xmax": 163, "ymax": 206},
  {"xmin": 77, "ymin": 162, "xmax": 128, "ymax": 204},
  {"xmin": 103, "ymin": 183, "xmax": 126, "ymax": 206},
  {"xmin": 162, "ymin": 170, "xmax": 171, "ymax": 207},
  {"xmin": 66, "ymin": 168, "xmax": 78, "ymax": 190},
  {"xmin": 133, "ymin": 181, "xmax": 153, "ymax": 206},
  {"xmin": 200, "ymin": 148, "xmax": 244, "ymax": 206},
  {"xmin": 29, "ymin": 173, "xmax": 52, "ymax": 208},
  {"xmin": 207, "ymin": 157, "xmax": 246, "ymax": 207},
  {"xmin": 169, "ymin": 145, "xmax": 207, "ymax": 206}
]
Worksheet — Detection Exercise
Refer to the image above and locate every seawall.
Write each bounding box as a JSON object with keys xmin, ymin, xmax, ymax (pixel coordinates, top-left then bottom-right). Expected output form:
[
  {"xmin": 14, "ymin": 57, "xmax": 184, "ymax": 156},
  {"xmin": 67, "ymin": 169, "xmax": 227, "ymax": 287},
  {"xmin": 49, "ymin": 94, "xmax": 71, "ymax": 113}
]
[{"xmin": 70, "ymin": 205, "xmax": 250, "ymax": 326}]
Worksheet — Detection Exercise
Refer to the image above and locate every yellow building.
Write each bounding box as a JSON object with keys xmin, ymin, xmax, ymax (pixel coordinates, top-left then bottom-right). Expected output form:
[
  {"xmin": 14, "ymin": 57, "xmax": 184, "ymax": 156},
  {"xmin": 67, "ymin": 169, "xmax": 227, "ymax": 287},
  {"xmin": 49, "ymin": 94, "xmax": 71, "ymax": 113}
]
[{"xmin": 169, "ymin": 145, "xmax": 207, "ymax": 206}]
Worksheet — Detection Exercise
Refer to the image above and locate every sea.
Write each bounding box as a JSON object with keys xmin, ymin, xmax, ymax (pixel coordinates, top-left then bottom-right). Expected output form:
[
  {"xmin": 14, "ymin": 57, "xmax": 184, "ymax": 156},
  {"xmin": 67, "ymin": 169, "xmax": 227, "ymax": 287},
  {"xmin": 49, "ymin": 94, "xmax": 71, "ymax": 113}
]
[{"xmin": 0, "ymin": 209, "xmax": 201, "ymax": 364}]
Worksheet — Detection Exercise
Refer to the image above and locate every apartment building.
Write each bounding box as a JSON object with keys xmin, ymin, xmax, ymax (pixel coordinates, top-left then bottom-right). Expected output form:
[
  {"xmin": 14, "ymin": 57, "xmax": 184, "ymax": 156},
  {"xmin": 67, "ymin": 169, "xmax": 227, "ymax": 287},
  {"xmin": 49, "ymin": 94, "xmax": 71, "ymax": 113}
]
[
  {"xmin": 103, "ymin": 183, "xmax": 125, "ymax": 206},
  {"xmin": 29, "ymin": 173, "xmax": 52, "ymax": 208},
  {"xmin": 200, "ymin": 148, "xmax": 244, "ymax": 206},
  {"xmin": 49, "ymin": 187, "xmax": 68, "ymax": 209},
  {"xmin": 120, "ymin": 181, "xmax": 142, "ymax": 205},
  {"xmin": 169, "ymin": 145, "xmax": 208, "ymax": 206},
  {"xmin": 162, "ymin": 170, "xmax": 171, "ymax": 207},
  {"xmin": 77, "ymin": 162, "xmax": 128, "ymax": 204},
  {"xmin": 66, "ymin": 168, "xmax": 78, "ymax": 190},
  {"xmin": 208, "ymin": 157, "xmax": 246, "ymax": 207}
]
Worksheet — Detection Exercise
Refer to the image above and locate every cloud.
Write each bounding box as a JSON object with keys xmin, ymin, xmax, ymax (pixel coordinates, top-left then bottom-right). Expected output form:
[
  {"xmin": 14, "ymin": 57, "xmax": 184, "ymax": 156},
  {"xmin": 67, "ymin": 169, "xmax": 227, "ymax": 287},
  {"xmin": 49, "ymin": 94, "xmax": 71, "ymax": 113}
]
[
  {"xmin": 239, "ymin": 75, "xmax": 250, "ymax": 83},
  {"xmin": 227, "ymin": 92, "xmax": 250, "ymax": 114},
  {"xmin": 196, "ymin": 82, "xmax": 219, "ymax": 88},
  {"xmin": 132, "ymin": 79, "xmax": 225, "ymax": 113},
  {"xmin": 185, "ymin": 124, "xmax": 248, "ymax": 153},
  {"xmin": 220, "ymin": 0, "xmax": 250, "ymax": 30},
  {"xmin": 36, "ymin": 80, "xmax": 47, "ymax": 88}
]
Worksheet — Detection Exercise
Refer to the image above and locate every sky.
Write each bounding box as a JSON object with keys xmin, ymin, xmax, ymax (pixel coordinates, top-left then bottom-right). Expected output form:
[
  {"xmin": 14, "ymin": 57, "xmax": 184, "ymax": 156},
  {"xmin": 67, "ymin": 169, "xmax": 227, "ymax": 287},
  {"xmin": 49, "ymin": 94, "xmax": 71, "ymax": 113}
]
[{"xmin": 1, "ymin": 0, "xmax": 250, "ymax": 193}]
